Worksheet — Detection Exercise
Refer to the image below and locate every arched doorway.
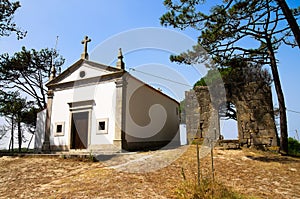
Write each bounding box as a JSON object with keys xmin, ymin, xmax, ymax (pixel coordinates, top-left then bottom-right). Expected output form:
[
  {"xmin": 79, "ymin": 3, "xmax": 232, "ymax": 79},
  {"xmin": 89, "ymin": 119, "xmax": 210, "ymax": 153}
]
[{"xmin": 219, "ymin": 102, "xmax": 238, "ymax": 140}]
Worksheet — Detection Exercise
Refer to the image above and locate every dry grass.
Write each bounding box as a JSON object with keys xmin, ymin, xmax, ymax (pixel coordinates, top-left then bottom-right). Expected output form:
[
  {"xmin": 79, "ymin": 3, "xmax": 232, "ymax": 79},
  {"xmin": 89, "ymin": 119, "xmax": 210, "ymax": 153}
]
[
  {"xmin": 0, "ymin": 146, "xmax": 299, "ymax": 198},
  {"xmin": 175, "ymin": 178, "xmax": 251, "ymax": 199}
]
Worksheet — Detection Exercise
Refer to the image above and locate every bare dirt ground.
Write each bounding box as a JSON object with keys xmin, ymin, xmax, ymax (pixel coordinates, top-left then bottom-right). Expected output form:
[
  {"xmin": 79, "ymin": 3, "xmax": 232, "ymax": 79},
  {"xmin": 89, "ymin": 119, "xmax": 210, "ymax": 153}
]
[{"xmin": 0, "ymin": 146, "xmax": 299, "ymax": 198}]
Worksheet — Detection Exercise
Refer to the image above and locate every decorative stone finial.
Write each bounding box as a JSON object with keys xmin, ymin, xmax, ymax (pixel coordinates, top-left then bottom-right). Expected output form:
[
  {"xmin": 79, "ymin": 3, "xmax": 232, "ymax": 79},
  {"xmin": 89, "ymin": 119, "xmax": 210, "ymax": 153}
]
[
  {"xmin": 81, "ymin": 36, "xmax": 91, "ymax": 60},
  {"xmin": 116, "ymin": 48, "xmax": 125, "ymax": 70},
  {"xmin": 49, "ymin": 64, "xmax": 56, "ymax": 81}
]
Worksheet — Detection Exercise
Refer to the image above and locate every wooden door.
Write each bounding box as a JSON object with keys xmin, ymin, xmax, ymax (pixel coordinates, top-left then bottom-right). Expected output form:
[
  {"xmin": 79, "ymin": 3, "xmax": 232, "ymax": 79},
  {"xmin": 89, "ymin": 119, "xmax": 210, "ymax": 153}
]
[{"xmin": 71, "ymin": 111, "xmax": 89, "ymax": 149}]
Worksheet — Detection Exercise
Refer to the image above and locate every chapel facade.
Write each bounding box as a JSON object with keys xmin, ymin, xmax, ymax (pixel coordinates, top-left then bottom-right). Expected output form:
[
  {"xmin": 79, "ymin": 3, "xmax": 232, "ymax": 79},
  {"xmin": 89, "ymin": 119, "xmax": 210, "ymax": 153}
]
[{"xmin": 35, "ymin": 36, "xmax": 180, "ymax": 152}]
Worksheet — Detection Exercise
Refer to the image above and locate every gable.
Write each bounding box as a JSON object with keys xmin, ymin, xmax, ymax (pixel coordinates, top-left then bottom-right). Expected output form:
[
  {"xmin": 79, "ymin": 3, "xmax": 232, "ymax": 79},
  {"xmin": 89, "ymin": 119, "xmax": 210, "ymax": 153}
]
[
  {"xmin": 47, "ymin": 59, "xmax": 122, "ymax": 87},
  {"xmin": 60, "ymin": 63, "xmax": 113, "ymax": 83}
]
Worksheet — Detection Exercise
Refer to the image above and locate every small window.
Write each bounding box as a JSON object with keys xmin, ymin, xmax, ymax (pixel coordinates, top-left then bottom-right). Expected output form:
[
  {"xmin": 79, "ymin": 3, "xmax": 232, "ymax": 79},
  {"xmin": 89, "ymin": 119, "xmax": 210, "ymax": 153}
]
[
  {"xmin": 79, "ymin": 70, "xmax": 86, "ymax": 78},
  {"xmin": 56, "ymin": 124, "xmax": 63, "ymax": 133},
  {"xmin": 96, "ymin": 118, "xmax": 108, "ymax": 134},
  {"xmin": 98, "ymin": 121, "xmax": 106, "ymax": 131},
  {"xmin": 54, "ymin": 122, "xmax": 65, "ymax": 136}
]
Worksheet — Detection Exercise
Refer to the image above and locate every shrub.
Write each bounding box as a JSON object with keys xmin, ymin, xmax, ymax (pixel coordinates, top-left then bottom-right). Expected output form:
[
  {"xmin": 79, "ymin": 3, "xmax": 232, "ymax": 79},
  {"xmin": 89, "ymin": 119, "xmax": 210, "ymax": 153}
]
[
  {"xmin": 175, "ymin": 178, "xmax": 249, "ymax": 199},
  {"xmin": 288, "ymin": 137, "xmax": 300, "ymax": 156}
]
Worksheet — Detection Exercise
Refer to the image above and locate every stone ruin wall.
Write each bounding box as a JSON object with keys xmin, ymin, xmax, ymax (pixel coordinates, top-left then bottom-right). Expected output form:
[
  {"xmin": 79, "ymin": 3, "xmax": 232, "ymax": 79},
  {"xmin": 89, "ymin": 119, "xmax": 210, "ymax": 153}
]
[{"xmin": 185, "ymin": 82, "xmax": 278, "ymax": 147}]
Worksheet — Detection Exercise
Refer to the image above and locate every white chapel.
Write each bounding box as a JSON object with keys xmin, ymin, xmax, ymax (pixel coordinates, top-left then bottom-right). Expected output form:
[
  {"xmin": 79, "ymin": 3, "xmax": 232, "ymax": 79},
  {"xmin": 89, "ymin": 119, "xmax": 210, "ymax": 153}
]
[{"xmin": 34, "ymin": 36, "xmax": 181, "ymax": 152}]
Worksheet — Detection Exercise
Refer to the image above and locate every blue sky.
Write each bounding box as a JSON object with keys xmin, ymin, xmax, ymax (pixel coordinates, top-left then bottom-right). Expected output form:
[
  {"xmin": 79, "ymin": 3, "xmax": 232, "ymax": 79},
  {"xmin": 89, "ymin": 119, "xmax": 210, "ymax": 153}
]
[{"xmin": 0, "ymin": 0, "xmax": 300, "ymax": 140}]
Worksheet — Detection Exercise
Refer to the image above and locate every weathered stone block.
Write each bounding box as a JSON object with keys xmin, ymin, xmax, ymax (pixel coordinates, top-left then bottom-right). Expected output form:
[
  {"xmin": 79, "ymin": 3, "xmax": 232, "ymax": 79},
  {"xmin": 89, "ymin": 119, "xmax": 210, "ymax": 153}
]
[{"xmin": 184, "ymin": 82, "xmax": 278, "ymax": 148}]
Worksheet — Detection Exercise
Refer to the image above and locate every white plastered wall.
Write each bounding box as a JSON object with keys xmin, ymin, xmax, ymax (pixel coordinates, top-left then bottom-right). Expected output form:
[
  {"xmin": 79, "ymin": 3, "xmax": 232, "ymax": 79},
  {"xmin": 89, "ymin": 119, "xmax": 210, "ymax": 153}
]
[
  {"xmin": 34, "ymin": 109, "xmax": 46, "ymax": 150},
  {"xmin": 49, "ymin": 80, "xmax": 117, "ymax": 149}
]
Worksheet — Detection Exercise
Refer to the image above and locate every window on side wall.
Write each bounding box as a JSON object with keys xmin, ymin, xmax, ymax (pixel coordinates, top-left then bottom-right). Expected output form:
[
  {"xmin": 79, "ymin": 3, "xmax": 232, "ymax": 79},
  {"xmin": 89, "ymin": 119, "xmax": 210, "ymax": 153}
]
[
  {"xmin": 54, "ymin": 122, "xmax": 65, "ymax": 136},
  {"xmin": 96, "ymin": 118, "xmax": 108, "ymax": 134}
]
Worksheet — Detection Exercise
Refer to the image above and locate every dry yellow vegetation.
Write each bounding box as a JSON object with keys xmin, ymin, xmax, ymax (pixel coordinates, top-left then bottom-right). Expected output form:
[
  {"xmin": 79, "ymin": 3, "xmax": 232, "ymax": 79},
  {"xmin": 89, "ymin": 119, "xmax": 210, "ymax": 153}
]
[{"xmin": 0, "ymin": 146, "xmax": 299, "ymax": 198}]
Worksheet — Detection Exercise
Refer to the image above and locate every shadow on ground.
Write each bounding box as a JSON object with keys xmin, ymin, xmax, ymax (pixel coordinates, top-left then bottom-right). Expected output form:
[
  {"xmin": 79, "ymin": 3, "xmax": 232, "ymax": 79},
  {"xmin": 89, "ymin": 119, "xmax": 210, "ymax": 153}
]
[{"xmin": 245, "ymin": 155, "xmax": 300, "ymax": 164}]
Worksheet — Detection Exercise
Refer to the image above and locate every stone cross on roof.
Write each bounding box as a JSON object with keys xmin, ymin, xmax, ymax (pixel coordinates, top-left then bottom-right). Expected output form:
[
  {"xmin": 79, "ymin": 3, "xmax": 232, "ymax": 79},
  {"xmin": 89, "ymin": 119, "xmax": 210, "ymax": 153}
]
[{"xmin": 81, "ymin": 35, "xmax": 91, "ymax": 60}]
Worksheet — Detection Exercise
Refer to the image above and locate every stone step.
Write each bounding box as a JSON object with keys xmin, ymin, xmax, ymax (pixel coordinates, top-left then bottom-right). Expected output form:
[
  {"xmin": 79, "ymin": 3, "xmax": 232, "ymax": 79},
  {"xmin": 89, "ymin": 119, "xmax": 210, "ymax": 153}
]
[{"xmin": 216, "ymin": 139, "xmax": 241, "ymax": 150}]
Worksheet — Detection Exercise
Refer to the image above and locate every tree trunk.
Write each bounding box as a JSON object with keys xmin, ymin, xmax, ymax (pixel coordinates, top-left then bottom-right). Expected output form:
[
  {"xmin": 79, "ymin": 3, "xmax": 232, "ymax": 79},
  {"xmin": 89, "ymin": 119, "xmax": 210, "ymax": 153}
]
[
  {"xmin": 275, "ymin": 0, "xmax": 300, "ymax": 48},
  {"xmin": 10, "ymin": 117, "xmax": 14, "ymax": 152},
  {"xmin": 8, "ymin": 137, "xmax": 12, "ymax": 152},
  {"xmin": 266, "ymin": 37, "xmax": 289, "ymax": 154},
  {"xmin": 18, "ymin": 115, "xmax": 22, "ymax": 153}
]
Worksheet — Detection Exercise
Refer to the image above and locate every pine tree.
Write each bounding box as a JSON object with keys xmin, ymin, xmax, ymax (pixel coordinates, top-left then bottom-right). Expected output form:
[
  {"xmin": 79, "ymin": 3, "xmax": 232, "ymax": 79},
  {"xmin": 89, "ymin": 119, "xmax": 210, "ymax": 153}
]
[
  {"xmin": 0, "ymin": 47, "xmax": 64, "ymax": 109},
  {"xmin": 161, "ymin": 0, "xmax": 300, "ymax": 153},
  {"xmin": 0, "ymin": 0, "xmax": 26, "ymax": 39}
]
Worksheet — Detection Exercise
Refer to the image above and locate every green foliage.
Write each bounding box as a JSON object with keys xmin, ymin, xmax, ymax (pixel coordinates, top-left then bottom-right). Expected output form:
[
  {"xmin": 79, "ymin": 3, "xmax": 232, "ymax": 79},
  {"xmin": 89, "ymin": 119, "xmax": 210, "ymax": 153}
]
[
  {"xmin": 0, "ymin": 46, "xmax": 64, "ymax": 151},
  {"xmin": 191, "ymin": 138, "xmax": 203, "ymax": 145},
  {"xmin": 88, "ymin": 151, "xmax": 98, "ymax": 162},
  {"xmin": 21, "ymin": 107, "xmax": 39, "ymax": 126},
  {"xmin": 194, "ymin": 68, "xmax": 232, "ymax": 87},
  {"xmin": 0, "ymin": 90, "xmax": 26, "ymax": 118},
  {"xmin": 288, "ymin": 137, "xmax": 300, "ymax": 156},
  {"xmin": 0, "ymin": 0, "xmax": 26, "ymax": 39},
  {"xmin": 0, "ymin": 47, "xmax": 65, "ymax": 109},
  {"xmin": 161, "ymin": 0, "xmax": 300, "ymax": 66},
  {"xmin": 179, "ymin": 99, "xmax": 185, "ymax": 114},
  {"xmin": 193, "ymin": 62, "xmax": 271, "ymax": 88},
  {"xmin": 0, "ymin": 90, "xmax": 38, "ymax": 126},
  {"xmin": 0, "ymin": 90, "xmax": 36, "ymax": 151}
]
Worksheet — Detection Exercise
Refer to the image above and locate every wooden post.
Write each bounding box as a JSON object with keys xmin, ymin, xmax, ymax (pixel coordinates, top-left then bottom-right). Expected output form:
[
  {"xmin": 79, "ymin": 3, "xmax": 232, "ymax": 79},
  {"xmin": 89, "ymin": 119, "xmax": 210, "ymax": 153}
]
[
  {"xmin": 211, "ymin": 143, "xmax": 214, "ymax": 182},
  {"xmin": 197, "ymin": 142, "xmax": 200, "ymax": 186},
  {"xmin": 211, "ymin": 144, "xmax": 214, "ymax": 199}
]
